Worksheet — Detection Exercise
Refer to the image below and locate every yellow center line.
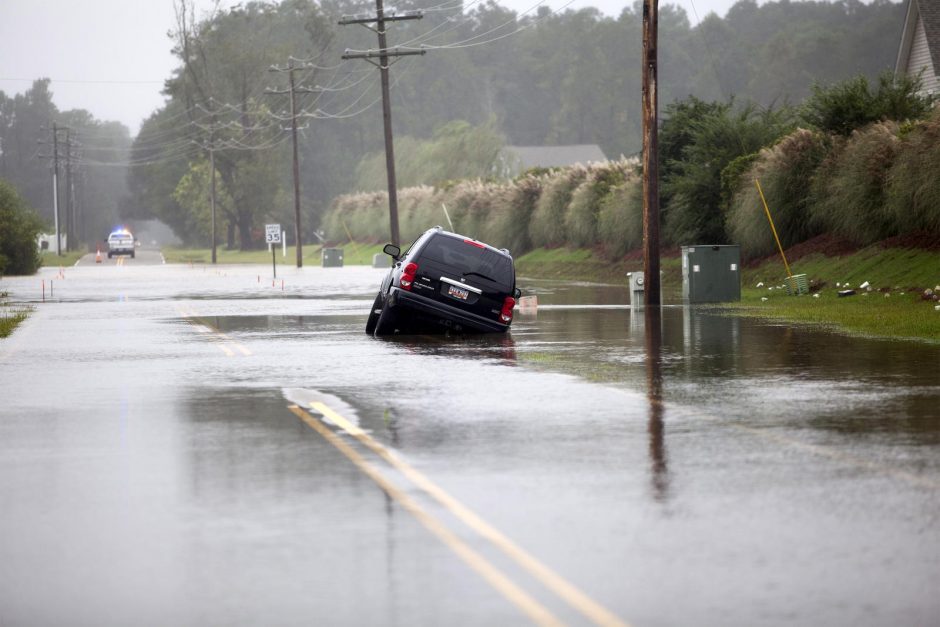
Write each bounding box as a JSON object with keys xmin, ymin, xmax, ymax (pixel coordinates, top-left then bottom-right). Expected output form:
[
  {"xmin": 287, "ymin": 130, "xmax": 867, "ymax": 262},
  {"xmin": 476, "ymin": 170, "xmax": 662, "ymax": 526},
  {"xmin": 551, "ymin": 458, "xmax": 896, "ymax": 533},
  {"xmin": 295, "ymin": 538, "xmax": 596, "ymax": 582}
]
[
  {"xmin": 288, "ymin": 405, "xmax": 564, "ymax": 627},
  {"xmin": 308, "ymin": 401, "xmax": 631, "ymax": 627},
  {"xmin": 178, "ymin": 307, "xmax": 241, "ymax": 357}
]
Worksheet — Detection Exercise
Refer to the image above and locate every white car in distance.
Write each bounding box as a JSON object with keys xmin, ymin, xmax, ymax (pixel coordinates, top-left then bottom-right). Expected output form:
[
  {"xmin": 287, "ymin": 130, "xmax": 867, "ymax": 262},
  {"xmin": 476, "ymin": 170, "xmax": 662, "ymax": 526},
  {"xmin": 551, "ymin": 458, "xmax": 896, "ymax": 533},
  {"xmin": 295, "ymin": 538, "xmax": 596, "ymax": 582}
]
[{"xmin": 107, "ymin": 230, "xmax": 136, "ymax": 259}]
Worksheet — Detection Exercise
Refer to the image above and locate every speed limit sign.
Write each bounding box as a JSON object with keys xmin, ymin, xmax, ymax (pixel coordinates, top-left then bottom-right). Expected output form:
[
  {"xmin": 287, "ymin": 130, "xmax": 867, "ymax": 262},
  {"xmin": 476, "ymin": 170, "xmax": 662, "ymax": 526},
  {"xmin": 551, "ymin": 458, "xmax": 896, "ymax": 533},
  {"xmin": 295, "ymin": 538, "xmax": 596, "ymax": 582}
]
[{"xmin": 265, "ymin": 224, "xmax": 281, "ymax": 244}]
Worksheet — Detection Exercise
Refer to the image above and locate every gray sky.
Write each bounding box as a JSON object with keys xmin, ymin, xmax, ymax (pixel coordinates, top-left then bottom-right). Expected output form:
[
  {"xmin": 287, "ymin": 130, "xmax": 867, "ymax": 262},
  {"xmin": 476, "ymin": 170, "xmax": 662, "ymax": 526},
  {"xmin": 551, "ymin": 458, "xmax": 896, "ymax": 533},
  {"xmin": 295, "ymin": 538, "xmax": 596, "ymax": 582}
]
[{"xmin": 0, "ymin": 0, "xmax": 889, "ymax": 135}]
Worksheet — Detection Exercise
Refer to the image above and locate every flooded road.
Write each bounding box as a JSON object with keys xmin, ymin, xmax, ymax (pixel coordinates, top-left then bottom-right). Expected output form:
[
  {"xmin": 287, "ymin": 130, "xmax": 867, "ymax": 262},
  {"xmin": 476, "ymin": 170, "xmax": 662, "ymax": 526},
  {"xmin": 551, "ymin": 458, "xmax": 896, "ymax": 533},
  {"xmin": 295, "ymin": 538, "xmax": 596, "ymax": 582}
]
[{"xmin": 1, "ymin": 258, "xmax": 938, "ymax": 626}]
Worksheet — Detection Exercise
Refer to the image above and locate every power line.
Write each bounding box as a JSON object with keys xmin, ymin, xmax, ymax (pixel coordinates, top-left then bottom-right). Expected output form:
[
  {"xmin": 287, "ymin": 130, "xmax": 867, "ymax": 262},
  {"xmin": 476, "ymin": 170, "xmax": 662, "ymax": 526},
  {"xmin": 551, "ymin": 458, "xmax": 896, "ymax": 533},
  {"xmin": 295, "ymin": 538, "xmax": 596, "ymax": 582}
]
[{"xmin": 339, "ymin": 2, "xmax": 427, "ymax": 246}]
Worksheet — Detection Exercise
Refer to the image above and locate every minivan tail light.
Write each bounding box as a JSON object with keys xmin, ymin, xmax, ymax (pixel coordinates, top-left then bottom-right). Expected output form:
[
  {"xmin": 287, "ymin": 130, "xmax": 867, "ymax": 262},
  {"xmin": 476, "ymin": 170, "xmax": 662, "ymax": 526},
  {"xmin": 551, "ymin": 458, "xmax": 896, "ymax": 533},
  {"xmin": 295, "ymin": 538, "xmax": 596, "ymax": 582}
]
[
  {"xmin": 500, "ymin": 296, "xmax": 515, "ymax": 323},
  {"xmin": 464, "ymin": 239, "xmax": 485, "ymax": 249},
  {"xmin": 400, "ymin": 262, "xmax": 418, "ymax": 290}
]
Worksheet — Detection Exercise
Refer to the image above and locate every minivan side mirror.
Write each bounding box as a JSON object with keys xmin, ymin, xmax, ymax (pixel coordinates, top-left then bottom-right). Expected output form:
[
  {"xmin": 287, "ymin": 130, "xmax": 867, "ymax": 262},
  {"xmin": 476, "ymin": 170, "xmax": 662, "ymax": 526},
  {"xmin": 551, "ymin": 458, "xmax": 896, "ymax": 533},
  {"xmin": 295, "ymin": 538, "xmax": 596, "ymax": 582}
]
[
  {"xmin": 383, "ymin": 243, "xmax": 401, "ymax": 260},
  {"xmin": 514, "ymin": 288, "xmax": 522, "ymax": 299}
]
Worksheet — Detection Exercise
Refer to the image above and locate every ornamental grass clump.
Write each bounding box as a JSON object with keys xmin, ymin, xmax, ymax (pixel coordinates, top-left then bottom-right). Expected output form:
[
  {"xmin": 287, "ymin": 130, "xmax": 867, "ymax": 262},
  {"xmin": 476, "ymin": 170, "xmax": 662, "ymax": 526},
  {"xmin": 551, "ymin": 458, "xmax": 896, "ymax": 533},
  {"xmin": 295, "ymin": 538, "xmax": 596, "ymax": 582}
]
[
  {"xmin": 727, "ymin": 128, "xmax": 829, "ymax": 258},
  {"xmin": 809, "ymin": 121, "xmax": 900, "ymax": 245},
  {"xmin": 322, "ymin": 191, "xmax": 387, "ymax": 241},
  {"xmin": 597, "ymin": 173, "xmax": 642, "ymax": 258},
  {"xmin": 564, "ymin": 161, "xmax": 629, "ymax": 248},
  {"xmin": 397, "ymin": 186, "xmax": 436, "ymax": 243},
  {"xmin": 483, "ymin": 173, "xmax": 544, "ymax": 255},
  {"xmin": 886, "ymin": 108, "xmax": 940, "ymax": 235},
  {"xmin": 438, "ymin": 179, "xmax": 497, "ymax": 241},
  {"xmin": 529, "ymin": 166, "xmax": 588, "ymax": 248}
]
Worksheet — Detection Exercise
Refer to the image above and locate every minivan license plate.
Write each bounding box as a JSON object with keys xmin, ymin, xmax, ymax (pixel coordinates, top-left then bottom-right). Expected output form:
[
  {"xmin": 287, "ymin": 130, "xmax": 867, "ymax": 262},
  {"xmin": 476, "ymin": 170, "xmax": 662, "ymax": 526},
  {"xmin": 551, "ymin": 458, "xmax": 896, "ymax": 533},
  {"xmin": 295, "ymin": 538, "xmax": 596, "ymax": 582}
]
[{"xmin": 447, "ymin": 285, "xmax": 469, "ymax": 300}]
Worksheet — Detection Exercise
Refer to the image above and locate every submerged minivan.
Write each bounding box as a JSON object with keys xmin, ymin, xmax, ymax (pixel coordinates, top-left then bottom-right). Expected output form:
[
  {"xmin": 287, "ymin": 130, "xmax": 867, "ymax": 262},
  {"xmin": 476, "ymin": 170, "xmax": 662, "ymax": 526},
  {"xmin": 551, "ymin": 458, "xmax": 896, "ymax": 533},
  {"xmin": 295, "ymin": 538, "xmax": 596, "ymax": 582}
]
[{"xmin": 366, "ymin": 227, "xmax": 519, "ymax": 335}]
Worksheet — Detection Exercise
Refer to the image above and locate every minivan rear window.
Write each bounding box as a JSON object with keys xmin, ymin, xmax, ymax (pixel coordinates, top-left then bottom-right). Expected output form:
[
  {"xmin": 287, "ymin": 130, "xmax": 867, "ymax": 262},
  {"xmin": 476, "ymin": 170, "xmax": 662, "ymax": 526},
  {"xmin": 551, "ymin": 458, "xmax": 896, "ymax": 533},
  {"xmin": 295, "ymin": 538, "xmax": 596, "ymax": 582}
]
[{"xmin": 419, "ymin": 235, "xmax": 513, "ymax": 288}]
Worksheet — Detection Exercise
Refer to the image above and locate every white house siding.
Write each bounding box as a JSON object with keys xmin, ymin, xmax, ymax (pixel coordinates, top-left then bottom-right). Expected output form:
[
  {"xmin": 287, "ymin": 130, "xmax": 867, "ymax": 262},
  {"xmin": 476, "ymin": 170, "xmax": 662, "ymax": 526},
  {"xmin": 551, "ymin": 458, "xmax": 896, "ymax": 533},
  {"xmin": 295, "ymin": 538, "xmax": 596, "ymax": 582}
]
[{"xmin": 907, "ymin": 16, "xmax": 940, "ymax": 94}]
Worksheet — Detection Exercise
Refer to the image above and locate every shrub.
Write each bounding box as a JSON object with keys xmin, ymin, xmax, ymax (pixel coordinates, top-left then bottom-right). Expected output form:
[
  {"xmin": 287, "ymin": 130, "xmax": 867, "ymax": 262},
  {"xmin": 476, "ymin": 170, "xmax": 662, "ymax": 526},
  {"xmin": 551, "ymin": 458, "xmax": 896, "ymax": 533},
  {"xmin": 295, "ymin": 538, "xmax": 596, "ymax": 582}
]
[
  {"xmin": 0, "ymin": 179, "xmax": 44, "ymax": 276},
  {"xmin": 801, "ymin": 71, "xmax": 935, "ymax": 137},
  {"xmin": 663, "ymin": 100, "xmax": 794, "ymax": 246},
  {"xmin": 809, "ymin": 121, "xmax": 900, "ymax": 244},
  {"xmin": 726, "ymin": 128, "xmax": 829, "ymax": 258}
]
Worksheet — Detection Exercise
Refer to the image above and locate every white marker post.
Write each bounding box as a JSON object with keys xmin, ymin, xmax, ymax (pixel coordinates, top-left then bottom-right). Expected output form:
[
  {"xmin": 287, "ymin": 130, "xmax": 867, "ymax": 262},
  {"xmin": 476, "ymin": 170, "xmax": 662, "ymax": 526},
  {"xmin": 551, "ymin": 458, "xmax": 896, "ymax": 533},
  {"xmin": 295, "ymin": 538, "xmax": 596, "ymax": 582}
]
[{"xmin": 265, "ymin": 224, "xmax": 282, "ymax": 279}]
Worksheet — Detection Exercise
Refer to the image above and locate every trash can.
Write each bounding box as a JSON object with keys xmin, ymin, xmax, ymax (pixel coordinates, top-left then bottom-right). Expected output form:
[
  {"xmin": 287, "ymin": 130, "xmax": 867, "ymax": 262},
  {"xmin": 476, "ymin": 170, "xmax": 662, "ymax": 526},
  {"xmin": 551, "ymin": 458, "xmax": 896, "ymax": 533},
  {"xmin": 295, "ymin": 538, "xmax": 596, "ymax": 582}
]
[
  {"xmin": 784, "ymin": 273, "xmax": 809, "ymax": 295},
  {"xmin": 681, "ymin": 245, "xmax": 741, "ymax": 303},
  {"xmin": 321, "ymin": 248, "xmax": 344, "ymax": 268}
]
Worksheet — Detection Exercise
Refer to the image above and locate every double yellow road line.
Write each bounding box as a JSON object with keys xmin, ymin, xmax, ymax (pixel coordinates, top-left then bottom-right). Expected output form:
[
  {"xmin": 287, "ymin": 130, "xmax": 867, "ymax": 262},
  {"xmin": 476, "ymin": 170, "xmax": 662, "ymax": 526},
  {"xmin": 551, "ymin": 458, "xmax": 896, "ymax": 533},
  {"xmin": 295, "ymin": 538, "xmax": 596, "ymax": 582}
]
[
  {"xmin": 289, "ymin": 401, "xmax": 631, "ymax": 627},
  {"xmin": 178, "ymin": 307, "xmax": 252, "ymax": 357}
]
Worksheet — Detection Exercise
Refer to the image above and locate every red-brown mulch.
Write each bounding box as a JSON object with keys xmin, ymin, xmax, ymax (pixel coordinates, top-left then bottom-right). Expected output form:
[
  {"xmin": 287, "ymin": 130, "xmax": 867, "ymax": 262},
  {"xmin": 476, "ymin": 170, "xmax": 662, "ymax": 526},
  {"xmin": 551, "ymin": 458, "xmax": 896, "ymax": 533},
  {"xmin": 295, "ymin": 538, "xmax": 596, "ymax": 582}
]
[{"xmin": 877, "ymin": 231, "xmax": 940, "ymax": 252}]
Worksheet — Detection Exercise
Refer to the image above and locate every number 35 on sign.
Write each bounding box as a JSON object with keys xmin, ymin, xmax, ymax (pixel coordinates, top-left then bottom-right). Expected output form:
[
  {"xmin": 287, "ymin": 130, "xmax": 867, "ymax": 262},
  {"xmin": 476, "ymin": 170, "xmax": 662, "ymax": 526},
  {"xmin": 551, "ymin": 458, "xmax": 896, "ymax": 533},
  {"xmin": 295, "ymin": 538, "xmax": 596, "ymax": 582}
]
[{"xmin": 265, "ymin": 224, "xmax": 281, "ymax": 244}]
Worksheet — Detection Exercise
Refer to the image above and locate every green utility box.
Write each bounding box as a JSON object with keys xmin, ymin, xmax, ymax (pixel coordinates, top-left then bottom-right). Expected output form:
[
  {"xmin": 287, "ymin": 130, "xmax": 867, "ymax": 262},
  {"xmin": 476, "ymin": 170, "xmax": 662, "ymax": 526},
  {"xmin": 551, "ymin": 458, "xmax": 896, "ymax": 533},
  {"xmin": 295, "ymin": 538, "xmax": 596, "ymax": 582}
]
[
  {"xmin": 321, "ymin": 248, "xmax": 344, "ymax": 268},
  {"xmin": 681, "ymin": 245, "xmax": 741, "ymax": 303}
]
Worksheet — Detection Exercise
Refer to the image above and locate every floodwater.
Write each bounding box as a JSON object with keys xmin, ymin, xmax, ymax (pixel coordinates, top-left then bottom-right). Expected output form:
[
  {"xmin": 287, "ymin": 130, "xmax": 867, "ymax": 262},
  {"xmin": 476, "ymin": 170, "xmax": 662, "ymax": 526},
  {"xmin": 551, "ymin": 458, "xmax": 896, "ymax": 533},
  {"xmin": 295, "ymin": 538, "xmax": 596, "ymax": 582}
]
[{"xmin": 0, "ymin": 255, "xmax": 938, "ymax": 626}]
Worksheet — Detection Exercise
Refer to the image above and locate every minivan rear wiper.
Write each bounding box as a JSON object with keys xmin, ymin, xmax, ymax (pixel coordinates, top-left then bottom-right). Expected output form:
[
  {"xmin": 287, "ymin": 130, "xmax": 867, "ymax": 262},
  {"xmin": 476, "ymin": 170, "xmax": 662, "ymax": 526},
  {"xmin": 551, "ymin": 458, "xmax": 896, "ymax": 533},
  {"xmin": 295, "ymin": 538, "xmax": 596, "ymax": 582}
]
[{"xmin": 462, "ymin": 271, "xmax": 498, "ymax": 283}]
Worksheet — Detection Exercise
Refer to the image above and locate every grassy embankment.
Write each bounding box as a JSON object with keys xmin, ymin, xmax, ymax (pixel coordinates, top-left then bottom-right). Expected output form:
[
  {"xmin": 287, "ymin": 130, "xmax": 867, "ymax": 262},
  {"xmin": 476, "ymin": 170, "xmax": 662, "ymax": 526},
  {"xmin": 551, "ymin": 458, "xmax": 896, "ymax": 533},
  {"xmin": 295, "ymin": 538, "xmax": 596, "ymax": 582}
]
[
  {"xmin": 0, "ymin": 291, "xmax": 30, "ymax": 339},
  {"xmin": 40, "ymin": 250, "xmax": 84, "ymax": 267},
  {"xmin": 515, "ymin": 244, "xmax": 940, "ymax": 342},
  {"xmin": 162, "ymin": 243, "xmax": 386, "ymax": 266}
]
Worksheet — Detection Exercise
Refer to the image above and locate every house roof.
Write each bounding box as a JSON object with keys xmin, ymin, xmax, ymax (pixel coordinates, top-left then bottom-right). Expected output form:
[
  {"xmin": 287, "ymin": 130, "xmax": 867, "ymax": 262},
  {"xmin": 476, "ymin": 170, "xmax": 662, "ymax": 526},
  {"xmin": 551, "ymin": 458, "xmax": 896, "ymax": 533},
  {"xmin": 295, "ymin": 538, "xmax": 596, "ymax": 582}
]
[
  {"xmin": 920, "ymin": 0, "xmax": 940, "ymax": 72},
  {"xmin": 504, "ymin": 144, "xmax": 608, "ymax": 170},
  {"xmin": 896, "ymin": 0, "xmax": 940, "ymax": 79}
]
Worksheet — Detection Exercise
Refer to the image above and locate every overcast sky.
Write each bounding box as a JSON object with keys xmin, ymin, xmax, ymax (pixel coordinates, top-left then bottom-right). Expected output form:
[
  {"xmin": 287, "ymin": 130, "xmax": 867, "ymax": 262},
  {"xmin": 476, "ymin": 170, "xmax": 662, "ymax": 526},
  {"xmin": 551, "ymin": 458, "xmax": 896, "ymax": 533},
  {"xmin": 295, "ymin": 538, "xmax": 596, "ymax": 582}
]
[{"xmin": 0, "ymin": 0, "xmax": 897, "ymax": 136}]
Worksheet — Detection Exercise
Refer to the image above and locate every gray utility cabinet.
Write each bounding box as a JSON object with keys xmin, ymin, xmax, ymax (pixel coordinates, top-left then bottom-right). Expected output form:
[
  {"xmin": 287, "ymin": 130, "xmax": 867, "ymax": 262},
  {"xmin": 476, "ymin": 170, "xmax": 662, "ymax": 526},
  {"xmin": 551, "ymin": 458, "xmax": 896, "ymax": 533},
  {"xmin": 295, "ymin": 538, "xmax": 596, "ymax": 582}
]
[
  {"xmin": 681, "ymin": 245, "xmax": 741, "ymax": 303},
  {"xmin": 321, "ymin": 248, "xmax": 344, "ymax": 268}
]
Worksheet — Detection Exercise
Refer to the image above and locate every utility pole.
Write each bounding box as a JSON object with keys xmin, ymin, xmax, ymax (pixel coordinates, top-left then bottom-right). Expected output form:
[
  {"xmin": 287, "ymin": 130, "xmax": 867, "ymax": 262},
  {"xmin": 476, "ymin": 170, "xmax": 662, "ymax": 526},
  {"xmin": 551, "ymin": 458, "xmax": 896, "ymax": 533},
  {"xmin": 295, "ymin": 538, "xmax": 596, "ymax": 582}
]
[
  {"xmin": 194, "ymin": 105, "xmax": 223, "ymax": 264},
  {"xmin": 52, "ymin": 123, "xmax": 61, "ymax": 256},
  {"xmin": 267, "ymin": 60, "xmax": 316, "ymax": 268},
  {"xmin": 340, "ymin": 5, "xmax": 425, "ymax": 247},
  {"xmin": 64, "ymin": 129, "xmax": 73, "ymax": 252},
  {"xmin": 641, "ymin": 0, "xmax": 661, "ymax": 308},
  {"xmin": 209, "ymin": 138, "xmax": 217, "ymax": 265}
]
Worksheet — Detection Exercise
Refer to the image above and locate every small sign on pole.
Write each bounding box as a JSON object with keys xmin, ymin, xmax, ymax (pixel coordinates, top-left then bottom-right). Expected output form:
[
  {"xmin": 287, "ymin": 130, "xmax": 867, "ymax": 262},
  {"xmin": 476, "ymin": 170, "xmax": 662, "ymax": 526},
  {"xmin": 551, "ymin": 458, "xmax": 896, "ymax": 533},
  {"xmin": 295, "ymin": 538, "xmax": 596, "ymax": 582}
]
[{"xmin": 266, "ymin": 224, "xmax": 281, "ymax": 278}]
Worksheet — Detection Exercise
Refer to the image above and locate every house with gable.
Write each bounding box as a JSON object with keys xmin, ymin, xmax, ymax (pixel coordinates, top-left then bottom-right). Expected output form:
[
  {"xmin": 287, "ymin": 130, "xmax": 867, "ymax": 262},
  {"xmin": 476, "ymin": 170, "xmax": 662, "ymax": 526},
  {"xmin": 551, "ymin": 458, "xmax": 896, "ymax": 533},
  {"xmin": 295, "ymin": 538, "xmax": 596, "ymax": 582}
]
[{"xmin": 896, "ymin": 0, "xmax": 940, "ymax": 96}]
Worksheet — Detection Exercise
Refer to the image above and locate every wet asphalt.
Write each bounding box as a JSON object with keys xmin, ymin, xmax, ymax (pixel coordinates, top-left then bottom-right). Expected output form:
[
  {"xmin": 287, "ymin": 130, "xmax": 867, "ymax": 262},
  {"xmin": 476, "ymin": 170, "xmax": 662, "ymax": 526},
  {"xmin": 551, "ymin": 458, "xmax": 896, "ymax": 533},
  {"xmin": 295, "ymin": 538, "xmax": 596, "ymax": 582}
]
[{"xmin": 0, "ymin": 250, "xmax": 938, "ymax": 626}]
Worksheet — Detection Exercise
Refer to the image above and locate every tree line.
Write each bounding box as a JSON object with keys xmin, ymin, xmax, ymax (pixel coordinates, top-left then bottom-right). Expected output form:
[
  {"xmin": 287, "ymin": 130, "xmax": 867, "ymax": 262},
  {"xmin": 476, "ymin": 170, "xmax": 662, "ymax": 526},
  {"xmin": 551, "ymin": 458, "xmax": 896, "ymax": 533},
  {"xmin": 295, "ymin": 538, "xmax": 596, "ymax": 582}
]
[{"xmin": 0, "ymin": 0, "xmax": 909, "ymax": 260}]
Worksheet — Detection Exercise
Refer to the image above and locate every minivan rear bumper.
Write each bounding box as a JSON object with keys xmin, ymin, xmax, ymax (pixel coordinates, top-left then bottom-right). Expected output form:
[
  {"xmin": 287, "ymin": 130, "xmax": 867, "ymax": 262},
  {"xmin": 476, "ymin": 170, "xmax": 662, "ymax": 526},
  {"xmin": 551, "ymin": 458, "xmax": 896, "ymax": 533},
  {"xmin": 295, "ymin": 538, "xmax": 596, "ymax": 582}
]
[{"xmin": 388, "ymin": 287, "xmax": 509, "ymax": 333}]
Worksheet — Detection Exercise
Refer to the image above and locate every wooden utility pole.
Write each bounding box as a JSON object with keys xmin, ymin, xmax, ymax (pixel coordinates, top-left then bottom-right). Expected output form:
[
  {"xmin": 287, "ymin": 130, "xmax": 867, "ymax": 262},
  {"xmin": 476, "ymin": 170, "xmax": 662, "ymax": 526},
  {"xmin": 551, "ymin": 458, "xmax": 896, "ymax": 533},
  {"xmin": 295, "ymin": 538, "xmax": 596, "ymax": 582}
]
[
  {"xmin": 209, "ymin": 138, "xmax": 217, "ymax": 265},
  {"xmin": 267, "ymin": 61, "xmax": 316, "ymax": 267},
  {"xmin": 642, "ymin": 0, "xmax": 661, "ymax": 307},
  {"xmin": 52, "ymin": 123, "xmax": 61, "ymax": 256},
  {"xmin": 64, "ymin": 129, "xmax": 72, "ymax": 252},
  {"xmin": 340, "ymin": 4, "xmax": 424, "ymax": 247}
]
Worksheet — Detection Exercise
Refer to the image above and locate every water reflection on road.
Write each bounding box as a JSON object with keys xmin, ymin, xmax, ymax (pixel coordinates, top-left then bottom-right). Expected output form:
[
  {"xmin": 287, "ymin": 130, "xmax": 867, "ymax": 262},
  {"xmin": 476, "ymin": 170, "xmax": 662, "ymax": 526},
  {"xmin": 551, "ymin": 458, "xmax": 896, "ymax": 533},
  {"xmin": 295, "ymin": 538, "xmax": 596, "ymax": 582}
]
[{"xmin": 0, "ymin": 263, "xmax": 937, "ymax": 626}]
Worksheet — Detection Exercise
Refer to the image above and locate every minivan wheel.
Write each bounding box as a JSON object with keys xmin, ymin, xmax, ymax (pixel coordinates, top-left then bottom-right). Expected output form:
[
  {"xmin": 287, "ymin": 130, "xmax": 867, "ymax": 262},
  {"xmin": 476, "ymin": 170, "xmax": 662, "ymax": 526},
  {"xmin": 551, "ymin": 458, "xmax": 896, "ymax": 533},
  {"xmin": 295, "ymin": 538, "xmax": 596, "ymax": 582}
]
[
  {"xmin": 373, "ymin": 305, "xmax": 398, "ymax": 336},
  {"xmin": 365, "ymin": 293, "xmax": 383, "ymax": 335}
]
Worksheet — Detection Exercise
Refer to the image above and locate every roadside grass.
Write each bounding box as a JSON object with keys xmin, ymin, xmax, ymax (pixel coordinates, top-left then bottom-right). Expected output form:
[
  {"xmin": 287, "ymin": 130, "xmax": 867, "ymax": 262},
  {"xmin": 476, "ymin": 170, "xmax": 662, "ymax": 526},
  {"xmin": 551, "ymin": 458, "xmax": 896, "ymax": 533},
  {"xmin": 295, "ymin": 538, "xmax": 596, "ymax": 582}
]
[
  {"xmin": 41, "ymin": 250, "xmax": 84, "ymax": 268},
  {"xmin": 0, "ymin": 292, "xmax": 31, "ymax": 339},
  {"xmin": 730, "ymin": 246, "xmax": 940, "ymax": 341},
  {"xmin": 516, "ymin": 243, "xmax": 939, "ymax": 341},
  {"xmin": 162, "ymin": 243, "xmax": 386, "ymax": 266},
  {"xmin": 516, "ymin": 246, "xmax": 684, "ymax": 285},
  {"xmin": 160, "ymin": 240, "xmax": 938, "ymax": 340}
]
